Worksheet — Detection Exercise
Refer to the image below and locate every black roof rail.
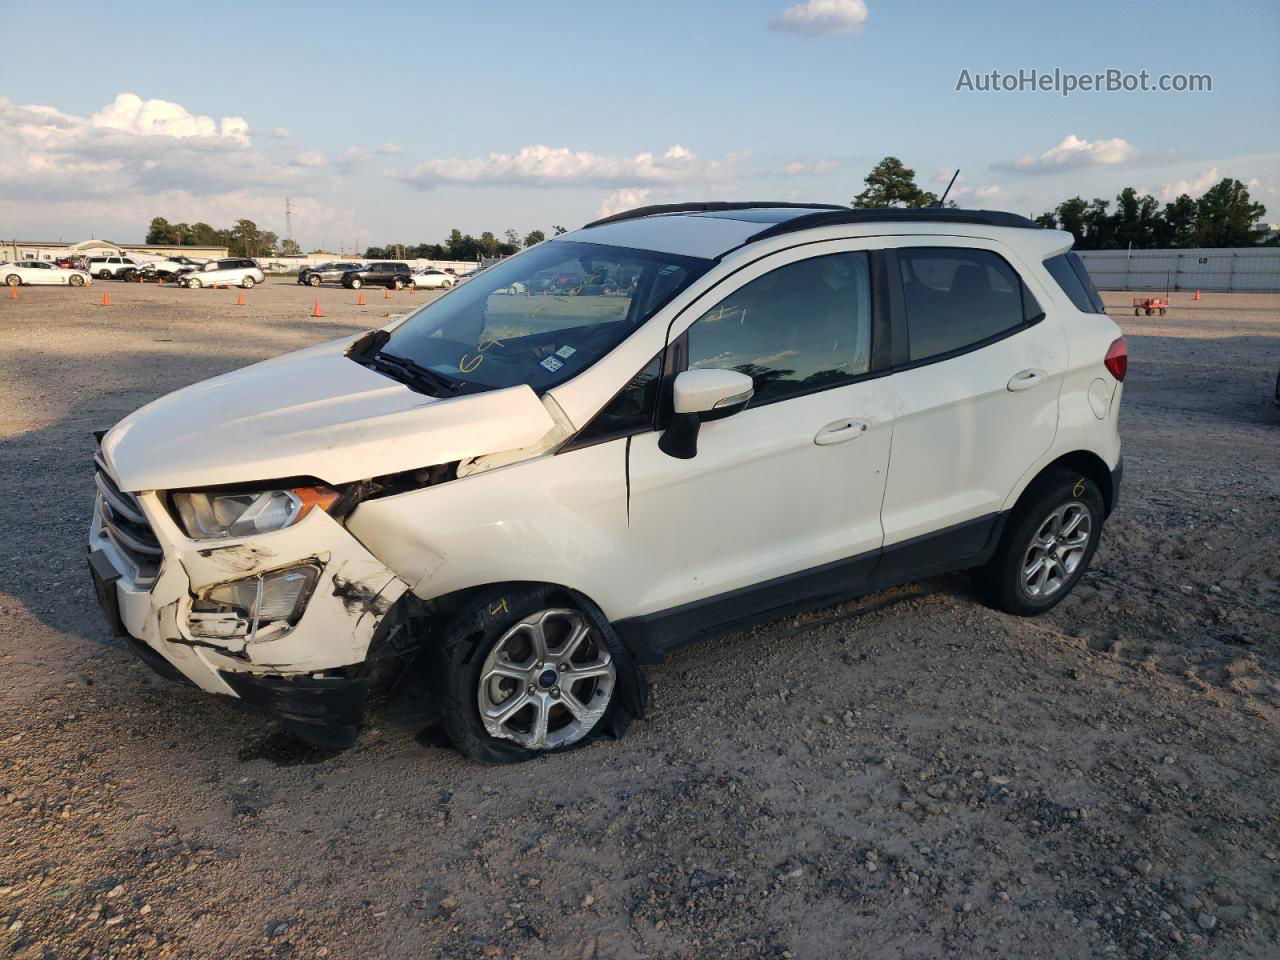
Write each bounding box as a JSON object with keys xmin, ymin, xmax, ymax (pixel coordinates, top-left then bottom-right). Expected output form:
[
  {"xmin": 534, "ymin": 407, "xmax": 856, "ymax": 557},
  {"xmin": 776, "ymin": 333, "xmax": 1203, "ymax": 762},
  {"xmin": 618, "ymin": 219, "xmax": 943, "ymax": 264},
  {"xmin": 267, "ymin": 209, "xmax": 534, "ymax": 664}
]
[
  {"xmin": 744, "ymin": 207, "xmax": 1043, "ymax": 244},
  {"xmin": 582, "ymin": 201, "xmax": 847, "ymax": 230}
]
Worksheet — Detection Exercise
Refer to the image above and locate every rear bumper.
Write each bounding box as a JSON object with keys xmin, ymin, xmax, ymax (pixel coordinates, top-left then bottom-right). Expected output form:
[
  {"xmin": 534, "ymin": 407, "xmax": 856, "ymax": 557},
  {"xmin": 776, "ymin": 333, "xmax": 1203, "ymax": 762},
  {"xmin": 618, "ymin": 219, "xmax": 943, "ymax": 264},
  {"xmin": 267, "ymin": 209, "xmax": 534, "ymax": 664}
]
[{"xmin": 1108, "ymin": 456, "xmax": 1123, "ymax": 516}]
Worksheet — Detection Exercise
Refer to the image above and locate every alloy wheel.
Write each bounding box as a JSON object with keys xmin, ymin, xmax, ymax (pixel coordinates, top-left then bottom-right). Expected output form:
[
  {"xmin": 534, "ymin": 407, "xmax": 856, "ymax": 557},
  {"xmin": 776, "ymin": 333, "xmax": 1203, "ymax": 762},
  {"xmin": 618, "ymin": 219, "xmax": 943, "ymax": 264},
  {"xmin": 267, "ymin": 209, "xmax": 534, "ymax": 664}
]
[
  {"xmin": 476, "ymin": 608, "xmax": 615, "ymax": 750},
  {"xmin": 1021, "ymin": 502, "xmax": 1092, "ymax": 600}
]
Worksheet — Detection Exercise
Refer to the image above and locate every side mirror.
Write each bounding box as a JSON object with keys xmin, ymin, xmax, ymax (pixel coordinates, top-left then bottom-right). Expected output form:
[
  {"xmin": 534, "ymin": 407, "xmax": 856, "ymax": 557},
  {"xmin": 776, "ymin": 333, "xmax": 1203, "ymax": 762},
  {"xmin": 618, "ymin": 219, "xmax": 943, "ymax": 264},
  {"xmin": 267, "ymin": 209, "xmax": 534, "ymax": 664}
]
[{"xmin": 659, "ymin": 369, "xmax": 754, "ymax": 460}]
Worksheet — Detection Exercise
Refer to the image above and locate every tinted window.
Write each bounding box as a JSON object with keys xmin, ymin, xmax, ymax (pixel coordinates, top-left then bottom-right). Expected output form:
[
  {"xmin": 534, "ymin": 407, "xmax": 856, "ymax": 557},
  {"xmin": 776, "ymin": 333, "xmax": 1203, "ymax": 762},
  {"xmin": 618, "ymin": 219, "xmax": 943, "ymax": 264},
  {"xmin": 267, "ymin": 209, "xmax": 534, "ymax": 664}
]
[
  {"xmin": 686, "ymin": 252, "xmax": 872, "ymax": 406},
  {"xmin": 899, "ymin": 248, "xmax": 1037, "ymax": 362},
  {"xmin": 1044, "ymin": 254, "xmax": 1101, "ymax": 313},
  {"xmin": 574, "ymin": 355, "xmax": 662, "ymax": 446},
  {"xmin": 1068, "ymin": 253, "xmax": 1105, "ymax": 312}
]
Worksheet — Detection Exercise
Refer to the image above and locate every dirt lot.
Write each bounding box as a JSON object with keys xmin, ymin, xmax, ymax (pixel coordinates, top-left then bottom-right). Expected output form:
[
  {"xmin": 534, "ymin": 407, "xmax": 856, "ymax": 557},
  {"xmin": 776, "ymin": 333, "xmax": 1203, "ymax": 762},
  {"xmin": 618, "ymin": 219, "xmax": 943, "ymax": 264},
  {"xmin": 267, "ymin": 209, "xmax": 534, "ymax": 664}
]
[{"xmin": 1, "ymin": 281, "xmax": 1277, "ymax": 959}]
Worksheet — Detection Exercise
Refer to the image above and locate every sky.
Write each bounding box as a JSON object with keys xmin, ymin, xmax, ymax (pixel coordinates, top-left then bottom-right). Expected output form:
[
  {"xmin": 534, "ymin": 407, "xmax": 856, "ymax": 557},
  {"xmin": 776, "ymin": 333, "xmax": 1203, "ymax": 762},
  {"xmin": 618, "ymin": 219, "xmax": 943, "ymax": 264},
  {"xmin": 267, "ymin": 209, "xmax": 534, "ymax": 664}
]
[{"xmin": 1, "ymin": 0, "xmax": 1277, "ymax": 252}]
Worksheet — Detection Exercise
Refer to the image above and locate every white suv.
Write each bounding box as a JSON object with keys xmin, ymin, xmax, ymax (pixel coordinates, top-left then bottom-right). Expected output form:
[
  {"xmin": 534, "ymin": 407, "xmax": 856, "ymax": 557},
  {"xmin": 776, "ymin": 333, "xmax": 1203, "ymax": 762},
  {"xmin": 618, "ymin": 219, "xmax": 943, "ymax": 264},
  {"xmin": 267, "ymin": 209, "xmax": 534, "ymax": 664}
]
[
  {"xmin": 87, "ymin": 255, "xmax": 142, "ymax": 279},
  {"xmin": 88, "ymin": 203, "xmax": 1125, "ymax": 756}
]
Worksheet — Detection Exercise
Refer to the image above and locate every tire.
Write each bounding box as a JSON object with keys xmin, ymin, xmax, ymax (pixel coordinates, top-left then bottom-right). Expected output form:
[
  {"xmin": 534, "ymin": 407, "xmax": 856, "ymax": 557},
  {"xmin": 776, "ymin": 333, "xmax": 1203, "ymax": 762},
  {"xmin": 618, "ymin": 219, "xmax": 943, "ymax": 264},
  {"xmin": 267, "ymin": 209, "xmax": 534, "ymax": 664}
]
[
  {"xmin": 432, "ymin": 586, "xmax": 644, "ymax": 763},
  {"xmin": 98, "ymin": 270, "xmax": 112, "ymax": 280},
  {"xmin": 309, "ymin": 275, "xmax": 321, "ymax": 287},
  {"xmin": 241, "ymin": 276, "xmax": 255, "ymax": 289},
  {"xmin": 393, "ymin": 278, "xmax": 404, "ymax": 291},
  {"xmin": 350, "ymin": 278, "xmax": 362, "ymax": 289},
  {"xmin": 5, "ymin": 275, "xmax": 19, "ymax": 287},
  {"xmin": 69, "ymin": 274, "xmax": 84, "ymax": 287},
  {"xmin": 186, "ymin": 277, "xmax": 201, "ymax": 289},
  {"xmin": 974, "ymin": 467, "xmax": 1105, "ymax": 616}
]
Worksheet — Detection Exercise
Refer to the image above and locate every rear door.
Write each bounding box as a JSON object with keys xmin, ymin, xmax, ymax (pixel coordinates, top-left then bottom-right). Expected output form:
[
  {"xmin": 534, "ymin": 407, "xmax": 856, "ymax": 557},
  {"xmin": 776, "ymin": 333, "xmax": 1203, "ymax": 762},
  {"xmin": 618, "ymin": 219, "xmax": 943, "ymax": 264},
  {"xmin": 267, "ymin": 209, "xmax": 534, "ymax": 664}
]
[{"xmin": 878, "ymin": 240, "xmax": 1066, "ymax": 571}]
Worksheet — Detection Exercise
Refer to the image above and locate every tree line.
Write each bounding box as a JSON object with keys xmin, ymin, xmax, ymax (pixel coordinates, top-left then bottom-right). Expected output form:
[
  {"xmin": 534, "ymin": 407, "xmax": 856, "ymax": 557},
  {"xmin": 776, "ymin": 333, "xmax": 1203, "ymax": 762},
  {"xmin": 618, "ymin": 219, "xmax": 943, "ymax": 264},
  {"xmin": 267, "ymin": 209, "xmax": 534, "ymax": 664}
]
[
  {"xmin": 363, "ymin": 226, "xmax": 568, "ymax": 262},
  {"xmin": 851, "ymin": 156, "xmax": 1273, "ymax": 248},
  {"xmin": 145, "ymin": 217, "xmax": 295, "ymax": 257}
]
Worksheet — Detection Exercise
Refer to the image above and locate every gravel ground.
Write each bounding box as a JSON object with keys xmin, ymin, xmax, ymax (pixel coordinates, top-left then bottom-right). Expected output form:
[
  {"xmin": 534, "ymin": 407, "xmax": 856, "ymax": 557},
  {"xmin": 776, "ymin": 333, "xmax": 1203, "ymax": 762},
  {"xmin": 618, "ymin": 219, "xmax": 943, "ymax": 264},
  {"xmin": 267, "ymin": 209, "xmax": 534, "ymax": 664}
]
[{"xmin": 1, "ymin": 281, "xmax": 1277, "ymax": 959}]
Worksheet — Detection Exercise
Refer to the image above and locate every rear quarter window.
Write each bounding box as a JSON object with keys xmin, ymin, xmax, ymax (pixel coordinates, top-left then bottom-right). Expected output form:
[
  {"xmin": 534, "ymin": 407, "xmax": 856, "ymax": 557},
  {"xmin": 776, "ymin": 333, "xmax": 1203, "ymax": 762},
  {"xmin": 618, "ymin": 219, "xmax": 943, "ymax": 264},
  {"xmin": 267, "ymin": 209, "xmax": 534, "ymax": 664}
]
[{"xmin": 1044, "ymin": 253, "xmax": 1105, "ymax": 313}]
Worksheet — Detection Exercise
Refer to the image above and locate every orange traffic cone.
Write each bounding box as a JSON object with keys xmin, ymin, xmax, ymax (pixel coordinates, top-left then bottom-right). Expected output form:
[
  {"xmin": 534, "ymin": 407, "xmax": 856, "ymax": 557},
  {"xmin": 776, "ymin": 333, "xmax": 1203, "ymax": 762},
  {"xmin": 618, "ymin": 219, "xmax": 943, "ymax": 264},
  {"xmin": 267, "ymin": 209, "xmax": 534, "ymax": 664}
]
[
  {"xmin": 384, "ymin": 287, "xmax": 391, "ymax": 300},
  {"xmin": 311, "ymin": 299, "xmax": 324, "ymax": 317},
  {"xmin": 102, "ymin": 292, "xmax": 111, "ymax": 306},
  {"xmin": 1193, "ymin": 289, "xmax": 1201, "ymax": 301},
  {"xmin": 357, "ymin": 291, "xmax": 366, "ymax": 305},
  {"xmin": 236, "ymin": 290, "xmax": 245, "ymax": 305},
  {"xmin": 8, "ymin": 285, "xmax": 16, "ymax": 300}
]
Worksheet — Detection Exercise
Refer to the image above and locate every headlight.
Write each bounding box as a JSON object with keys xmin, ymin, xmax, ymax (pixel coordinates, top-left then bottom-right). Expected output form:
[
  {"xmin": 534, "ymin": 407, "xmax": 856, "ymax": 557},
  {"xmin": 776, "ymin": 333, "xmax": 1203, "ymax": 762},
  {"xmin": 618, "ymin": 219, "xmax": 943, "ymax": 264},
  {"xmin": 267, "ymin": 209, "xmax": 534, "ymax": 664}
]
[{"xmin": 172, "ymin": 486, "xmax": 339, "ymax": 539}]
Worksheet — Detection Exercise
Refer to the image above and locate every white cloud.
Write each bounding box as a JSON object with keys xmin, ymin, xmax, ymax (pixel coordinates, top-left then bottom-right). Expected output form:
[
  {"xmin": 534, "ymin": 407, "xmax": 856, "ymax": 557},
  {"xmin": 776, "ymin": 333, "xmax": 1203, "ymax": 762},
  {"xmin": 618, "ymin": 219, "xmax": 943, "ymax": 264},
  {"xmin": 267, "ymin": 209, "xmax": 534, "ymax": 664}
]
[
  {"xmin": 769, "ymin": 0, "xmax": 868, "ymax": 36},
  {"xmin": 379, "ymin": 142, "xmax": 403, "ymax": 155},
  {"xmin": 1159, "ymin": 166, "xmax": 1219, "ymax": 201},
  {"xmin": 290, "ymin": 151, "xmax": 327, "ymax": 167},
  {"xmin": 595, "ymin": 188, "xmax": 652, "ymax": 219},
  {"xmin": 398, "ymin": 143, "xmax": 740, "ymax": 190},
  {"xmin": 269, "ymin": 127, "xmax": 292, "ymax": 139},
  {"xmin": 784, "ymin": 158, "xmax": 839, "ymax": 176},
  {"xmin": 998, "ymin": 134, "xmax": 1138, "ymax": 173},
  {"xmin": 0, "ymin": 94, "xmax": 358, "ymax": 243},
  {"xmin": 90, "ymin": 93, "xmax": 249, "ymax": 144}
]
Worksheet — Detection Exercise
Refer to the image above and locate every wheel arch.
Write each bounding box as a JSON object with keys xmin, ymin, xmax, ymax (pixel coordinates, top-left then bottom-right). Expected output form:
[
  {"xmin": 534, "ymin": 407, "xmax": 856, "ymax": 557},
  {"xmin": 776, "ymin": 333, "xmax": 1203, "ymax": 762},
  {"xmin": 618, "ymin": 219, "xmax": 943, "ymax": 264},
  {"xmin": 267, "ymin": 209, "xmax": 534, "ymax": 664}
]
[{"xmin": 1006, "ymin": 449, "xmax": 1118, "ymax": 518}]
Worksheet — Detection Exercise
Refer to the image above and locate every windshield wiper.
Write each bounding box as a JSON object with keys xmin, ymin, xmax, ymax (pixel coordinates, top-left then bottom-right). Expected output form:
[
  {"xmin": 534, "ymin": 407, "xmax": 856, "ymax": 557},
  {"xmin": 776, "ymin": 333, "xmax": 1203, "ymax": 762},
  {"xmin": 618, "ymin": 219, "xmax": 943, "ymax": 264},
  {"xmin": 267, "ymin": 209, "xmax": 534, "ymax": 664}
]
[{"xmin": 368, "ymin": 350, "xmax": 463, "ymax": 397}]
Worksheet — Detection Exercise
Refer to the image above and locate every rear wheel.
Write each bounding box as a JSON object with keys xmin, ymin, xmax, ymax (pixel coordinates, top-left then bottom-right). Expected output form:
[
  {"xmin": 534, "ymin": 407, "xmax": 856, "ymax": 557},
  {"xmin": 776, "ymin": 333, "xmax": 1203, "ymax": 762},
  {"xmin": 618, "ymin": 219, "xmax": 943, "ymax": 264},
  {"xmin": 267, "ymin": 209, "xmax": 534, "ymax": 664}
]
[
  {"xmin": 241, "ymin": 276, "xmax": 255, "ymax": 289},
  {"xmin": 974, "ymin": 468, "xmax": 1104, "ymax": 616},
  {"xmin": 393, "ymin": 278, "xmax": 404, "ymax": 290},
  {"xmin": 350, "ymin": 278, "xmax": 362, "ymax": 289},
  {"xmin": 98, "ymin": 270, "xmax": 112, "ymax": 280},
  {"xmin": 433, "ymin": 587, "xmax": 641, "ymax": 763}
]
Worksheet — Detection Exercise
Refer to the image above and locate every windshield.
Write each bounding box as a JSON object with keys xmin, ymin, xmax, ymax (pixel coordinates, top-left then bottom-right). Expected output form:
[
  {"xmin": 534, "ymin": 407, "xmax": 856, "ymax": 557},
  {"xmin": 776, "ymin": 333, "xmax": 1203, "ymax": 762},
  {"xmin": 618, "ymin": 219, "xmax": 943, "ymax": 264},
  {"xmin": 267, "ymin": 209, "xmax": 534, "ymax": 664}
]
[{"xmin": 380, "ymin": 240, "xmax": 711, "ymax": 393}]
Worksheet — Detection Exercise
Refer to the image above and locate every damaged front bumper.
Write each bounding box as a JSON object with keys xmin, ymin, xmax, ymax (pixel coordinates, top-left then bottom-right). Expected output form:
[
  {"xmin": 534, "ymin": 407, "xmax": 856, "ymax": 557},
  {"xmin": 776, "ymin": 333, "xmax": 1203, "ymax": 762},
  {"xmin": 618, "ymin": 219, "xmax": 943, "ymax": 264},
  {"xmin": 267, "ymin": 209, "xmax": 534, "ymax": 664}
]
[{"xmin": 88, "ymin": 476, "xmax": 411, "ymax": 746}]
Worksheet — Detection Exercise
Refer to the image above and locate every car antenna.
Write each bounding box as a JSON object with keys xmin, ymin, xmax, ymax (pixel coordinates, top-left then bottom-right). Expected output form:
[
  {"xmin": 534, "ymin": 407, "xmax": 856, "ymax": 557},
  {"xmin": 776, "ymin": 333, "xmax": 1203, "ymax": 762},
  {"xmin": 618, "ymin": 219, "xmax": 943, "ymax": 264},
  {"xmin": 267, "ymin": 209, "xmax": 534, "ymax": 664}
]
[{"xmin": 934, "ymin": 169, "xmax": 960, "ymax": 207}]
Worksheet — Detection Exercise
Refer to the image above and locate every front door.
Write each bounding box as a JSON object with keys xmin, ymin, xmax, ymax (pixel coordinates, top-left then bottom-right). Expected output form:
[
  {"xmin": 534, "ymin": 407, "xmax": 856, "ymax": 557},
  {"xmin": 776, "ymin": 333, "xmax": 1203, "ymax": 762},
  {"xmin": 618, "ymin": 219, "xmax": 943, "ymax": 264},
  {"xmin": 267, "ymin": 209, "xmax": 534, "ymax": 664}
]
[{"xmin": 625, "ymin": 243, "xmax": 894, "ymax": 642}]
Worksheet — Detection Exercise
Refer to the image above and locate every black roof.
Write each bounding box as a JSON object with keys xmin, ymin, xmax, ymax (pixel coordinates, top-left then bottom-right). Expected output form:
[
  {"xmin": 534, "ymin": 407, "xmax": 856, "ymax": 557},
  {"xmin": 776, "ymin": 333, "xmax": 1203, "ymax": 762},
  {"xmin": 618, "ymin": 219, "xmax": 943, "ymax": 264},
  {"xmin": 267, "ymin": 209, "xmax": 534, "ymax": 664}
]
[{"xmin": 581, "ymin": 202, "xmax": 1042, "ymax": 244}]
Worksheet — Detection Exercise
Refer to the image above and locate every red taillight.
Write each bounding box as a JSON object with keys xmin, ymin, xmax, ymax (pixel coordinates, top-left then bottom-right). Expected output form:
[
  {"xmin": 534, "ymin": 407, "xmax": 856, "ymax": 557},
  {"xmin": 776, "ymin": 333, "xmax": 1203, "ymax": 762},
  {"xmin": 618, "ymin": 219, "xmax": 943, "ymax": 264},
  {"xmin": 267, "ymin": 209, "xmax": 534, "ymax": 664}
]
[{"xmin": 1104, "ymin": 336, "xmax": 1128, "ymax": 382}]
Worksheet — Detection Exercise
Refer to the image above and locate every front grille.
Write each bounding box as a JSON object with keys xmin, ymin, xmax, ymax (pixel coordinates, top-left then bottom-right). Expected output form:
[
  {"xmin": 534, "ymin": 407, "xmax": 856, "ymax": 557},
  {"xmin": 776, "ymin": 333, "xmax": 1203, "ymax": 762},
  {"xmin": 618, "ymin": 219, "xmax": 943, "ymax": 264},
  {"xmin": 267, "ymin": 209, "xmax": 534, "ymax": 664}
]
[{"xmin": 95, "ymin": 452, "xmax": 162, "ymax": 584}]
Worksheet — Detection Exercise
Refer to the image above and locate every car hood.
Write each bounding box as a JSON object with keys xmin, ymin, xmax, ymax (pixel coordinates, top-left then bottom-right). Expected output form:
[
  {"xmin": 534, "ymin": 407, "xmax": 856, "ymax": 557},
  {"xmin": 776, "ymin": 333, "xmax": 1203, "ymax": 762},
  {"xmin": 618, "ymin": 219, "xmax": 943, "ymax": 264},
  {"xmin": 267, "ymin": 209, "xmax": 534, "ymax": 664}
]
[{"xmin": 101, "ymin": 337, "xmax": 557, "ymax": 492}]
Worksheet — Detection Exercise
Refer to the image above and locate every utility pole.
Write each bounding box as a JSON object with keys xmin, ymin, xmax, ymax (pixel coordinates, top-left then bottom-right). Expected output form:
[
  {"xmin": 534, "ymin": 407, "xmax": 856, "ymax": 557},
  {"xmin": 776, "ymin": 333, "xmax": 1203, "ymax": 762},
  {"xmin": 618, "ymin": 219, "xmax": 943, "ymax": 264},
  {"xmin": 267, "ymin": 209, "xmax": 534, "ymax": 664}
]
[{"xmin": 285, "ymin": 197, "xmax": 295, "ymax": 254}]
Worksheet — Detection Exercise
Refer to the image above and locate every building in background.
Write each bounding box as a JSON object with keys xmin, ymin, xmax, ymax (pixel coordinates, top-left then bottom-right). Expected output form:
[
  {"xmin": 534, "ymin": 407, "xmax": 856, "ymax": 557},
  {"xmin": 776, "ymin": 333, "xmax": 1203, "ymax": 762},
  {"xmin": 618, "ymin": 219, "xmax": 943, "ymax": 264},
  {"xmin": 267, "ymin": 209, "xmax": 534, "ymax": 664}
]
[{"xmin": 0, "ymin": 239, "xmax": 228, "ymax": 263}]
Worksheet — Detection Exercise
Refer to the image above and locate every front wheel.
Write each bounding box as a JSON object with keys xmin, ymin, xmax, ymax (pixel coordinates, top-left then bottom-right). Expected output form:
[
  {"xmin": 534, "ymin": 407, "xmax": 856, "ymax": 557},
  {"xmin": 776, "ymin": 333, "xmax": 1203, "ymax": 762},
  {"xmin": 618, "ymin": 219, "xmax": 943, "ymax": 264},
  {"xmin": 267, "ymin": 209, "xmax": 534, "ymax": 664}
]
[
  {"xmin": 5, "ymin": 275, "xmax": 19, "ymax": 287},
  {"xmin": 69, "ymin": 274, "xmax": 84, "ymax": 287},
  {"xmin": 974, "ymin": 468, "xmax": 1104, "ymax": 616},
  {"xmin": 309, "ymin": 275, "xmax": 321, "ymax": 287},
  {"xmin": 241, "ymin": 276, "xmax": 255, "ymax": 289},
  {"xmin": 433, "ymin": 587, "xmax": 643, "ymax": 763}
]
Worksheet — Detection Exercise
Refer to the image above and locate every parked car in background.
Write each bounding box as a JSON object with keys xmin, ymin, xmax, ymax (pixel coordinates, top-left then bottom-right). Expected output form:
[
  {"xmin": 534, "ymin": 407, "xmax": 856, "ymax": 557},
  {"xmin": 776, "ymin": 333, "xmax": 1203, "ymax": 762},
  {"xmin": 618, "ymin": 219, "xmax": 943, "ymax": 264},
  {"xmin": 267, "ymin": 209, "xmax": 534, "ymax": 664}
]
[
  {"xmin": 3, "ymin": 260, "xmax": 92, "ymax": 286},
  {"xmin": 410, "ymin": 268, "xmax": 455, "ymax": 290},
  {"xmin": 137, "ymin": 256, "xmax": 206, "ymax": 281},
  {"xmin": 340, "ymin": 262, "xmax": 413, "ymax": 290},
  {"xmin": 87, "ymin": 256, "xmax": 143, "ymax": 280},
  {"xmin": 298, "ymin": 262, "xmax": 364, "ymax": 287},
  {"xmin": 55, "ymin": 257, "xmax": 86, "ymax": 270},
  {"xmin": 178, "ymin": 258, "xmax": 266, "ymax": 289},
  {"xmin": 452, "ymin": 269, "xmax": 481, "ymax": 286},
  {"xmin": 89, "ymin": 203, "xmax": 1125, "ymax": 756}
]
